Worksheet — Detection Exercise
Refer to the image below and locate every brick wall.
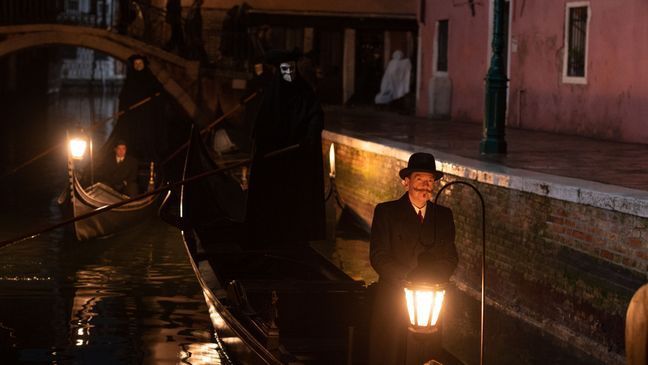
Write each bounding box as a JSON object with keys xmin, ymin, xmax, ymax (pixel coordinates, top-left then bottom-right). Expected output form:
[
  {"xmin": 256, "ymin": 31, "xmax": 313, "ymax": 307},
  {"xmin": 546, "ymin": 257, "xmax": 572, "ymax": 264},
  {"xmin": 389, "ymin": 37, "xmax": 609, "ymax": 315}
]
[{"xmin": 322, "ymin": 136, "xmax": 647, "ymax": 365}]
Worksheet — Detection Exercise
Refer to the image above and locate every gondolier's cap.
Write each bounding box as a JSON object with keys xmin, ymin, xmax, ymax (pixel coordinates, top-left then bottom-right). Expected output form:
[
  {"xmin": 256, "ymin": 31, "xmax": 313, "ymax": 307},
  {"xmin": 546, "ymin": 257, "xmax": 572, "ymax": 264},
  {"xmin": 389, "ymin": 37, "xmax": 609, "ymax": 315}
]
[
  {"xmin": 264, "ymin": 48, "xmax": 300, "ymax": 66},
  {"xmin": 399, "ymin": 152, "xmax": 443, "ymax": 180}
]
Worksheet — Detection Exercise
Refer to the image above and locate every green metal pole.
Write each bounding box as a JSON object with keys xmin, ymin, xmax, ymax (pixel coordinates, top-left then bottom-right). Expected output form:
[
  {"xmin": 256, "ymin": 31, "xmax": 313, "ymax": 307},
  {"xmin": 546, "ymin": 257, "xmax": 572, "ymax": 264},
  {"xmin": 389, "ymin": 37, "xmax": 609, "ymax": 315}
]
[{"xmin": 480, "ymin": 0, "xmax": 508, "ymax": 154}]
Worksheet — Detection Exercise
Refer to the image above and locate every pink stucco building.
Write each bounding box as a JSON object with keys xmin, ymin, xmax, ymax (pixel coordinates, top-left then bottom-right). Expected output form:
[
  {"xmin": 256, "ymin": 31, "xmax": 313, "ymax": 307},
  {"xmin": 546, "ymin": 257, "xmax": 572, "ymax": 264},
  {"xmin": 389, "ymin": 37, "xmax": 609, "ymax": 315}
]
[{"xmin": 417, "ymin": 0, "xmax": 648, "ymax": 144}]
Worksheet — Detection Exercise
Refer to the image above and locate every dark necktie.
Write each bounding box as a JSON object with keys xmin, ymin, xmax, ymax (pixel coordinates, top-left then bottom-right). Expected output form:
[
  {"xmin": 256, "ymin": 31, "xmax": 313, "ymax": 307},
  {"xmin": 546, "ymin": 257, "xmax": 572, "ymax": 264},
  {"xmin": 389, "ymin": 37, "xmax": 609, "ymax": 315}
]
[{"xmin": 418, "ymin": 209, "xmax": 424, "ymax": 224}]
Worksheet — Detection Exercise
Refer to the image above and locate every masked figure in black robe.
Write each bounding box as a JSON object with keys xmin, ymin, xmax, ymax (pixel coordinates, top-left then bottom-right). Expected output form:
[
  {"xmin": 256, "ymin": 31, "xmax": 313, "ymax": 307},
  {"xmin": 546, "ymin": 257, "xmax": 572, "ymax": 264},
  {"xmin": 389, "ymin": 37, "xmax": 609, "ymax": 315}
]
[
  {"xmin": 246, "ymin": 49, "xmax": 325, "ymax": 245},
  {"xmin": 111, "ymin": 55, "xmax": 165, "ymax": 164}
]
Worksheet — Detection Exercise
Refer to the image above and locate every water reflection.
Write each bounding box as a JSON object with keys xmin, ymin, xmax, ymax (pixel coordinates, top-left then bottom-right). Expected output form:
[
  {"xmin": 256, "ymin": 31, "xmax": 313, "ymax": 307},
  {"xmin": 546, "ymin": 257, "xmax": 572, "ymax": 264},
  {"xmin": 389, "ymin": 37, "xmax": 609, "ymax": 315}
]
[
  {"xmin": 180, "ymin": 343, "xmax": 225, "ymax": 364},
  {"xmin": 0, "ymin": 86, "xmax": 224, "ymax": 364}
]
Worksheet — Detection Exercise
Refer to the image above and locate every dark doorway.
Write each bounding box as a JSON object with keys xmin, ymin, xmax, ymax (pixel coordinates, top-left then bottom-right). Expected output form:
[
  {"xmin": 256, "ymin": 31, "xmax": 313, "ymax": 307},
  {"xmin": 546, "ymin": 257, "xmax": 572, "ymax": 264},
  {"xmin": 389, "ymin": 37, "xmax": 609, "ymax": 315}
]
[
  {"xmin": 314, "ymin": 29, "xmax": 343, "ymax": 104},
  {"xmin": 351, "ymin": 29, "xmax": 384, "ymax": 105}
]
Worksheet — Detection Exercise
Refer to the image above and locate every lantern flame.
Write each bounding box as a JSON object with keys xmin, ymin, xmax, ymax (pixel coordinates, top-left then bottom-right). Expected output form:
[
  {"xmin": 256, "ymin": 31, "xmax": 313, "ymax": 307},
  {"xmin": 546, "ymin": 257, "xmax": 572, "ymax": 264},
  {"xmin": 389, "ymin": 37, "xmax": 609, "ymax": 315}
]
[{"xmin": 329, "ymin": 143, "xmax": 336, "ymax": 178}]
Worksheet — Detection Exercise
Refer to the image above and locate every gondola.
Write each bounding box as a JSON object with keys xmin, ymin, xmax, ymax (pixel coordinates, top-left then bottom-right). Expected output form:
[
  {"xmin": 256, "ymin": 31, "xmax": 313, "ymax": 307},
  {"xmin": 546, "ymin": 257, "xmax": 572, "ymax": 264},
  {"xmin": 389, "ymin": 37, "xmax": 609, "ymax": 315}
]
[
  {"xmin": 67, "ymin": 171, "xmax": 159, "ymax": 241},
  {"xmin": 173, "ymin": 132, "xmax": 371, "ymax": 364},
  {"xmin": 63, "ymin": 131, "xmax": 161, "ymax": 241}
]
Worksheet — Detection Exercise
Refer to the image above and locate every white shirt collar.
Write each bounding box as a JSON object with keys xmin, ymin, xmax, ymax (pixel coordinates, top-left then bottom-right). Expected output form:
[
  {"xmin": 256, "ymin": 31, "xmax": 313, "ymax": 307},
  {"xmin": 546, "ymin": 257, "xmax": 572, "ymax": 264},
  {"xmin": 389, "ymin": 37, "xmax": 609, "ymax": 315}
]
[{"xmin": 410, "ymin": 201, "xmax": 427, "ymax": 218}]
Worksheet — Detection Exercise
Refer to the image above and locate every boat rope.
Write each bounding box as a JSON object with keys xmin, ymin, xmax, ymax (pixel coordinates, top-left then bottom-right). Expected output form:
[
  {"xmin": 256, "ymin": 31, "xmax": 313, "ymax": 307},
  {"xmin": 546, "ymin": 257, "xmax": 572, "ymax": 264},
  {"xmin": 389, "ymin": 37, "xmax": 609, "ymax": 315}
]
[
  {"xmin": 0, "ymin": 143, "xmax": 297, "ymax": 249},
  {"xmin": 1, "ymin": 92, "xmax": 162, "ymax": 180}
]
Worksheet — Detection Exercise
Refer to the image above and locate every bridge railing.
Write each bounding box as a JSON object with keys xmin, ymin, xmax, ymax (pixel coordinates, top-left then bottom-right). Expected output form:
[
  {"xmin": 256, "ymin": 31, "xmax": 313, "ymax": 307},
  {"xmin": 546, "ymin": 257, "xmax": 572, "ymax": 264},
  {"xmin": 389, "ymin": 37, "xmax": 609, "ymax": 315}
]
[
  {"xmin": 0, "ymin": 0, "xmax": 207, "ymax": 62},
  {"xmin": 0, "ymin": 0, "xmax": 64, "ymax": 25}
]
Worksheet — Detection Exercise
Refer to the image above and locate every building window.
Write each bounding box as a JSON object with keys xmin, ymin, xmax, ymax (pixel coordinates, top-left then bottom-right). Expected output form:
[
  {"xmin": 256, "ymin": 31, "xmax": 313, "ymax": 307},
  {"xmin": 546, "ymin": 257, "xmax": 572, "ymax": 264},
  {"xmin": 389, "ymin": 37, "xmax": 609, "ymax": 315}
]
[
  {"xmin": 563, "ymin": 2, "xmax": 590, "ymax": 83},
  {"xmin": 66, "ymin": 0, "xmax": 79, "ymax": 11},
  {"xmin": 436, "ymin": 20, "xmax": 448, "ymax": 73}
]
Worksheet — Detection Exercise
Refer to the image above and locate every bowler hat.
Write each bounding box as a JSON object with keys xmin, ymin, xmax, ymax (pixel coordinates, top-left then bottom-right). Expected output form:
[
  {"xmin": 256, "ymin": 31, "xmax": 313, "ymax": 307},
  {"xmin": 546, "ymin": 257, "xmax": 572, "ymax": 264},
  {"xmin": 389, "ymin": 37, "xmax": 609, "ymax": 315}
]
[{"xmin": 399, "ymin": 152, "xmax": 443, "ymax": 180}]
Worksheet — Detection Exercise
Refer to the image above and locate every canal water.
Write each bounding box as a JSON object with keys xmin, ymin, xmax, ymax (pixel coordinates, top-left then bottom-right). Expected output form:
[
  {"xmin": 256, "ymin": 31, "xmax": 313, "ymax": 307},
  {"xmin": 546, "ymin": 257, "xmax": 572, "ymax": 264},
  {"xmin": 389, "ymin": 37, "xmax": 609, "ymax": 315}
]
[{"xmin": 0, "ymin": 87, "xmax": 225, "ymax": 364}]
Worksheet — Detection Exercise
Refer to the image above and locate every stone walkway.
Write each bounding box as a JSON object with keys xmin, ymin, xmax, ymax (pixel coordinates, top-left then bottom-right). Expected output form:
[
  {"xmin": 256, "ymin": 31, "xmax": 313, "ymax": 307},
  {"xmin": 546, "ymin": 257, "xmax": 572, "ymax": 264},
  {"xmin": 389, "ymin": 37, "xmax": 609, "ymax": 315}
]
[{"xmin": 324, "ymin": 106, "xmax": 648, "ymax": 192}]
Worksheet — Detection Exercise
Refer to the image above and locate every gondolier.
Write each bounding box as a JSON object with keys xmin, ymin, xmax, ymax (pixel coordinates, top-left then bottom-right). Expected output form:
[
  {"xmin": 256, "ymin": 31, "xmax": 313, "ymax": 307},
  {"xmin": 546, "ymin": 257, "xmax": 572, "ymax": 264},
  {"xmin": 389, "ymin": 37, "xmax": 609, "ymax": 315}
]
[
  {"xmin": 369, "ymin": 152, "xmax": 459, "ymax": 365},
  {"xmin": 97, "ymin": 140, "xmax": 139, "ymax": 197},
  {"xmin": 245, "ymin": 49, "xmax": 325, "ymax": 245}
]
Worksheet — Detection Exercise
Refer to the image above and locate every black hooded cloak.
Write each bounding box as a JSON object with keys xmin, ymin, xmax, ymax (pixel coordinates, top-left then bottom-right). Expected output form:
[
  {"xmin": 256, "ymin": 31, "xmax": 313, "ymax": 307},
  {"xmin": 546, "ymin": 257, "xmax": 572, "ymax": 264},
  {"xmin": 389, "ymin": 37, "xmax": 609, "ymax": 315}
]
[
  {"xmin": 246, "ymin": 51, "xmax": 325, "ymax": 245},
  {"xmin": 112, "ymin": 55, "xmax": 165, "ymax": 164}
]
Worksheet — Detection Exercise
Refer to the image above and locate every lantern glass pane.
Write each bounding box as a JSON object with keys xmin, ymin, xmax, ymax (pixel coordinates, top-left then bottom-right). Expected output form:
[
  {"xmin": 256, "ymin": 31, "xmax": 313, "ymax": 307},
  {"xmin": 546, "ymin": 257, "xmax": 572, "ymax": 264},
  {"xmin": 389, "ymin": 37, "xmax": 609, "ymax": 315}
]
[
  {"xmin": 405, "ymin": 288, "xmax": 416, "ymax": 325},
  {"xmin": 415, "ymin": 290, "xmax": 434, "ymax": 326},
  {"xmin": 431, "ymin": 290, "xmax": 445, "ymax": 326}
]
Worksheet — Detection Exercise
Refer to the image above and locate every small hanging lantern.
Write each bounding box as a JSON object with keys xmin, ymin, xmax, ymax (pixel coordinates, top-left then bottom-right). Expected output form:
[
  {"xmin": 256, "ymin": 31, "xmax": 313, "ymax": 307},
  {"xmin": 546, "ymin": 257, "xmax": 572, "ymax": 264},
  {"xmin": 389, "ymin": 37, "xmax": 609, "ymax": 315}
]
[{"xmin": 68, "ymin": 129, "xmax": 89, "ymax": 160}]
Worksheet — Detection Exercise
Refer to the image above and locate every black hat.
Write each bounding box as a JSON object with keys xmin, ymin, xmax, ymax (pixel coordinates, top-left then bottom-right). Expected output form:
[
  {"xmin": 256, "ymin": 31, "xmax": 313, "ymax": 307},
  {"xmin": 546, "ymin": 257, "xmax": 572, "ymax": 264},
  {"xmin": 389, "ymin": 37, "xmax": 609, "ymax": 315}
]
[
  {"xmin": 264, "ymin": 48, "xmax": 300, "ymax": 66},
  {"xmin": 114, "ymin": 139, "xmax": 127, "ymax": 147},
  {"xmin": 399, "ymin": 152, "xmax": 443, "ymax": 180}
]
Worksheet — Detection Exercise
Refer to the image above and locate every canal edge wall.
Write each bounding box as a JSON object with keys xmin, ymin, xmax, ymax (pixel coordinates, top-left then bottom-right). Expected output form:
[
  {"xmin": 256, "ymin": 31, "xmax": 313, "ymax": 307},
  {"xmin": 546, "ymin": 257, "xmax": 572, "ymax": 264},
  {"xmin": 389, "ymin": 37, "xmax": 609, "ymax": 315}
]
[{"xmin": 322, "ymin": 129, "xmax": 648, "ymax": 365}]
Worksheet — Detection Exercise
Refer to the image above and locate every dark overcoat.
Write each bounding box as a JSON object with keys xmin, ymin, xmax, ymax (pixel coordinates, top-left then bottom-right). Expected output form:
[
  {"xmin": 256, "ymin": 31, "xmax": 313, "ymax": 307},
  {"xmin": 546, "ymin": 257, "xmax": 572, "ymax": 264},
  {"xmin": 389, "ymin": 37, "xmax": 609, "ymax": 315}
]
[
  {"xmin": 97, "ymin": 155, "xmax": 139, "ymax": 197},
  {"xmin": 369, "ymin": 193, "xmax": 458, "ymax": 365}
]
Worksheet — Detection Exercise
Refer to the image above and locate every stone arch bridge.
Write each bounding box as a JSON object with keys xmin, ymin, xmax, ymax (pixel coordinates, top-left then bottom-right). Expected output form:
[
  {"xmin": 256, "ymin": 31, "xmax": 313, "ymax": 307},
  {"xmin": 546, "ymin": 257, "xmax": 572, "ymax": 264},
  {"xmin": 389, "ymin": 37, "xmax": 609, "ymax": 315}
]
[{"xmin": 0, "ymin": 24, "xmax": 201, "ymax": 119}]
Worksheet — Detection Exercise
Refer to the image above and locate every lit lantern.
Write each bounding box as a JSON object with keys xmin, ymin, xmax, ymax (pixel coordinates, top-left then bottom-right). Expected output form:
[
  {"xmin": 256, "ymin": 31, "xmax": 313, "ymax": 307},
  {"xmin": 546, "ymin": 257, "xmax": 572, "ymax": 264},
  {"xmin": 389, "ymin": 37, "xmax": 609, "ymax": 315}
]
[
  {"xmin": 404, "ymin": 282, "xmax": 446, "ymax": 334},
  {"xmin": 68, "ymin": 137, "xmax": 88, "ymax": 160},
  {"xmin": 328, "ymin": 143, "xmax": 336, "ymax": 178},
  {"xmin": 404, "ymin": 252, "xmax": 448, "ymax": 334}
]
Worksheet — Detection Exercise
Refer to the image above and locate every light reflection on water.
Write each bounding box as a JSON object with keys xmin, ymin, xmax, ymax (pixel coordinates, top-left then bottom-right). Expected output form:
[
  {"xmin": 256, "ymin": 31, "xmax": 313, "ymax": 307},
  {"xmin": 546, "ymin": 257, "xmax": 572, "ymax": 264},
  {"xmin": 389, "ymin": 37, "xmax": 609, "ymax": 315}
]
[
  {"xmin": 0, "ymin": 87, "xmax": 225, "ymax": 365},
  {"xmin": 0, "ymin": 217, "xmax": 226, "ymax": 365}
]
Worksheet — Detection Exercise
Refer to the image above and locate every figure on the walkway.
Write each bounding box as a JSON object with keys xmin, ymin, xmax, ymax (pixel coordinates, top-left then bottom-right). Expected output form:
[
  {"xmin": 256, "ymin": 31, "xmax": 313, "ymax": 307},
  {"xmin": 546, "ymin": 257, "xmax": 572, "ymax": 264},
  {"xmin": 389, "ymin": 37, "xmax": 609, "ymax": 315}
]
[
  {"xmin": 627, "ymin": 284, "xmax": 648, "ymax": 365},
  {"xmin": 245, "ymin": 49, "xmax": 326, "ymax": 245},
  {"xmin": 375, "ymin": 50, "xmax": 412, "ymax": 105},
  {"xmin": 165, "ymin": 0, "xmax": 185, "ymax": 53},
  {"xmin": 97, "ymin": 140, "xmax": 139, "ymax": 197},
  {"xmin": 113, "ymin": 54, "xmax": 165, "ymax": 163},
  {"xmin": 369, "ymin": 152, "xmax": 458, "ymax": 365}
]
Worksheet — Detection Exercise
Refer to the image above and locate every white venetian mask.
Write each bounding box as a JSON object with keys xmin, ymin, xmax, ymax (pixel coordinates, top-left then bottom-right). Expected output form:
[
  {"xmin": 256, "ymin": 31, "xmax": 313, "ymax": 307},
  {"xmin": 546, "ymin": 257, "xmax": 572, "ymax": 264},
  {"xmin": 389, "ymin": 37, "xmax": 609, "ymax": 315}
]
[{"xmin": 279, "ymin": 61, "xmax": 296, "ymax": 82}]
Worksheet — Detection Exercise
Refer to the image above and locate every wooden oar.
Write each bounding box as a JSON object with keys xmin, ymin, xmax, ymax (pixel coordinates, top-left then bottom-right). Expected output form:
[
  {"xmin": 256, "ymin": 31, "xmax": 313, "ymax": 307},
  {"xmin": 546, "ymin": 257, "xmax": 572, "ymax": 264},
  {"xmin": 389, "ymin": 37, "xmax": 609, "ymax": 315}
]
[
  {"xmin": 161, "ymin": 92, "xmax": 258, "ymax": 166},
  {"xmin": 1, "ymin": 92, "xmax": 162, "ymax": 179},
  {"xmin": 0, "ymin": 143, "xmax": 297, "ymax": 249}
]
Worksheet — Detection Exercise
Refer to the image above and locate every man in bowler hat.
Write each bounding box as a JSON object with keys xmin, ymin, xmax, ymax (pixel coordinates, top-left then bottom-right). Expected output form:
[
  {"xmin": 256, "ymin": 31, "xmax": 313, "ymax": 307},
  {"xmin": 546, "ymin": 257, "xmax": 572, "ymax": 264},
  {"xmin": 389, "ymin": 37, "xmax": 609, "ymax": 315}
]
[{"xmin": 369, "ymin": 152, "xmax": 458, "ymax": 365}]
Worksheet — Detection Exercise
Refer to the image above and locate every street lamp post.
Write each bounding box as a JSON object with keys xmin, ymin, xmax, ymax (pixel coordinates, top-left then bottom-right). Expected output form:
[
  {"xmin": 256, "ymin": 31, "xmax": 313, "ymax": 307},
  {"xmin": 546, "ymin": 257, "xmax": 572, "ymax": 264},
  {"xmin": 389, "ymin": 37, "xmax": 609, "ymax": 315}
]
[{"xmin": 480, "ymin": 0, "xmax": 508, "ymax": 154}]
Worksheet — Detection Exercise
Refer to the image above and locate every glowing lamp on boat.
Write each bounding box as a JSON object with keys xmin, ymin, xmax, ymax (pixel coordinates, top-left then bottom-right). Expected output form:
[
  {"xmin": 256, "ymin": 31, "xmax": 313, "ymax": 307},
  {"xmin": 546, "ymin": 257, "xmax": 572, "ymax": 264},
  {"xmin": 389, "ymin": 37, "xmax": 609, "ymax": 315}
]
[
  {"xmin": 403, "ymin": 252, "xmax": 447, "ymax": 334},
  {"xmin": 328, "ymin": 143, "xmax": 336, "ymax": 178},
  {"xmin": 68, "ymin": 138, "xmax": 88, "ymax": 160}
]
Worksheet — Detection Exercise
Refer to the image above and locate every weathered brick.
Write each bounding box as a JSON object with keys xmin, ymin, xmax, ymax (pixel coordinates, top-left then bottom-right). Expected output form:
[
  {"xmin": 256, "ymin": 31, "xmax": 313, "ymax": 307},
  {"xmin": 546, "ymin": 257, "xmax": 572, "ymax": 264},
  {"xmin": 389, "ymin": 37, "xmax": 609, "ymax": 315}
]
[{"xmin": 324, "ymin": 136, "xmax": 647, "ymax": 363}]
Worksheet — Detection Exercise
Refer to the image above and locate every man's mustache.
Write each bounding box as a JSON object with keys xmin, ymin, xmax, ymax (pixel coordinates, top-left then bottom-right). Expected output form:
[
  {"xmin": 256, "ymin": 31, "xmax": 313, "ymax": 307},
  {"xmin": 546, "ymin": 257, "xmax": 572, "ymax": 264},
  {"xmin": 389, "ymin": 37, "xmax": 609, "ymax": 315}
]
[{"xmin": 412, "ymin": 188, "xmax": 433, "ymax": 194}]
